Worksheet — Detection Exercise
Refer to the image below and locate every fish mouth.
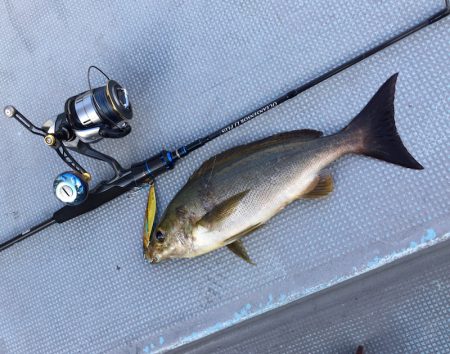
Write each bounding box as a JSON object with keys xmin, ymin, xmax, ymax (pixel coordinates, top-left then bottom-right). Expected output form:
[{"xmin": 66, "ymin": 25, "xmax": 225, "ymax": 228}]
[
  {"xmin": 150, "ymin": 256, "xmax": 161, "ymax": 264},
  {"xmin": 143, "ymin": 250, "xmax": 161, "ymax": 264}
]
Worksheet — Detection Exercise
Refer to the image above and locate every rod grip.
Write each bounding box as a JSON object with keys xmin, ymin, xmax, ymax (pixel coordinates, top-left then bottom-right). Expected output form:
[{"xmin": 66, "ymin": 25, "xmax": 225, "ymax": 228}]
[{"xmin": 53, "ymin": 186, "xmax": 130, "ymax": 223}]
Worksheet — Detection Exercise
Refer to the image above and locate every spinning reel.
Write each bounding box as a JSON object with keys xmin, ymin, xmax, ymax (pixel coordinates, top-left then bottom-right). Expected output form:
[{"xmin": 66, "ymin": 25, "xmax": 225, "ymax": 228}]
[{"xmin": 4, "ymin": 67, "xmax": 132, "ymax": 205}]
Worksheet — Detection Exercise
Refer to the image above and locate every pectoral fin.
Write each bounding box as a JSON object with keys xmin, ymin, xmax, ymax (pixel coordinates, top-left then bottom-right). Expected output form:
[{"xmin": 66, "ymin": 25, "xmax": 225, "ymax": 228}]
[
  {"xmin": 302, "ymin": 174, "xmax": 334, "ymax": 199},
  {"xmin": 227, "ymin": 240, "xmax": 255, "ymax": 265},
  {"xmin": 197, "ymin": 190, "xmax": 249, "ymax": 229}
]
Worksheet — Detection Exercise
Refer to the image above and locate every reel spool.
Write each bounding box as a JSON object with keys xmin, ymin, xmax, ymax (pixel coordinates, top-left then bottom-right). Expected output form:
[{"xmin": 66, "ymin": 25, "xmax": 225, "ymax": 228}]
[
  {"xmin": 4, "ymin": 66, "xmax": 133, "ymax": 205},
  {"xmin": 66, "ymin": 78, "xmax": 132, "ymax": 143}
]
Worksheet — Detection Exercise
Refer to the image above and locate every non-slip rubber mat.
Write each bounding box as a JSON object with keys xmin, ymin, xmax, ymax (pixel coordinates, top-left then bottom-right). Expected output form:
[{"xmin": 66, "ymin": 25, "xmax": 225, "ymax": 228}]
[{"xmin": 174, "ymin": 241, "xmax": 450, "ymax": 354}]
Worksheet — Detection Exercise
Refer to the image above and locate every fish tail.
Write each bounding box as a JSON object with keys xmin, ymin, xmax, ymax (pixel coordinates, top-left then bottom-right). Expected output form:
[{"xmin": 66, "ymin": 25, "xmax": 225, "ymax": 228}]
[{"xmin": 342, "ymin": 73, "xmax": 423, "ymax": 170}]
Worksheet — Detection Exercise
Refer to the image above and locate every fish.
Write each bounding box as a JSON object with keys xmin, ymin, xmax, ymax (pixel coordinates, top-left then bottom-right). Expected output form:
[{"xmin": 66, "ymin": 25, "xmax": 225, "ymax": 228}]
[{"xmin": 144, "ymin": 73, "xmax": 423, "ymax": 264}]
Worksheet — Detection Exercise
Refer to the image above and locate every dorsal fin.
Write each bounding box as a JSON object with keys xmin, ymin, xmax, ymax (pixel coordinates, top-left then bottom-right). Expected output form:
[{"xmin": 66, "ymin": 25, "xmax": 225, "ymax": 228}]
[{"xmin": 191, "ymin": 129, "xmax": 323, "ymax": 181}]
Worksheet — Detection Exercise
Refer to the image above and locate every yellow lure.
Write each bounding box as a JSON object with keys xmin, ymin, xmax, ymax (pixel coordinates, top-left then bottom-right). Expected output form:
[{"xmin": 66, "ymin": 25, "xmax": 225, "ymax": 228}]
[{"xmin": 143, "ymin": 183, "xmax": 157, "ymax": 250}]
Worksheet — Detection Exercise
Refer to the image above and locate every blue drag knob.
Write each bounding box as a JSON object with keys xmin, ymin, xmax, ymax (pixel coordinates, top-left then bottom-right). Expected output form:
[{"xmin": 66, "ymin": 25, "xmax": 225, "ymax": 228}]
[{"xmin": 53, "ymin": 171, "xmax": 89, "ymax": 205}]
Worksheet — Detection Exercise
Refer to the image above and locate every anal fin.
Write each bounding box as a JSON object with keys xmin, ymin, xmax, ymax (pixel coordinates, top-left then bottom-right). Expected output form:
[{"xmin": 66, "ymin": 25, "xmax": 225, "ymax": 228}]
[{"xmin": 302, "ymin": 174, "xmax": 334, "ymax": 199}]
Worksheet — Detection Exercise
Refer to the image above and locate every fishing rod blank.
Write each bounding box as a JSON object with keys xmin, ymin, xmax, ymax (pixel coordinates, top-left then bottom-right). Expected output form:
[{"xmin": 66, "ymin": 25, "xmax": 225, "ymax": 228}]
[
  {"xmin": 1, "ymin": 2, "xmax": 449, "ymax": 253},
  {"xmin": 177, "ymin": 0, "xmax": 450, "ymax": 152},
  {"xmin": 0, "ymin": 219, "xmax": 56, "ymax": 251}
]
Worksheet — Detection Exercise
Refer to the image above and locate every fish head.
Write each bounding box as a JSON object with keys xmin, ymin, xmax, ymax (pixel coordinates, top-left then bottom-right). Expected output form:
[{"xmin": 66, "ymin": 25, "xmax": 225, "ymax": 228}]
[{"xmin": 144, "ymin": 205, "xmax": 194, "ymax": 263}]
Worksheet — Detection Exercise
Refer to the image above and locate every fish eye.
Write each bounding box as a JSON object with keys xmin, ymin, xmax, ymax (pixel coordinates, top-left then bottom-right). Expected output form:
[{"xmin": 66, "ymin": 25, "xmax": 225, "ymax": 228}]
[{"xmin": 155, "ymin": 230, "xmax": 165, "ymax": 242}]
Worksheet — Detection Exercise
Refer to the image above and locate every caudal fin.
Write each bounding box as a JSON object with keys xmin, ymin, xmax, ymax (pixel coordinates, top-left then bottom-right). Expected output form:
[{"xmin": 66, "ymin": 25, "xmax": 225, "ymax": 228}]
[{"xmin": 344, "ymin": 73, "xmax": 423, "ymax": 170}]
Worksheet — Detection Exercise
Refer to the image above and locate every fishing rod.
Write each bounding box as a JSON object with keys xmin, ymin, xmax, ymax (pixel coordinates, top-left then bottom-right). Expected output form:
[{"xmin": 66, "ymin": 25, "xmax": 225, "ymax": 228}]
[{"xmin": 1, "ymin": 2, "xmax": 449, "ymax": 252}]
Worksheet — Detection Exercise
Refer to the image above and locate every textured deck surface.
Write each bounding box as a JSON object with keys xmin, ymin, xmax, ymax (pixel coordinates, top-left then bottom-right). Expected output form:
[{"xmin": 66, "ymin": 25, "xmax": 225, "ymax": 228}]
[
  {"xmin": 0, "ymin": 1, "xmax": 448, "ymax": 353},
  {"xmin": 173, "ymin": 240, "xmax": 450, "ymax": 354}
]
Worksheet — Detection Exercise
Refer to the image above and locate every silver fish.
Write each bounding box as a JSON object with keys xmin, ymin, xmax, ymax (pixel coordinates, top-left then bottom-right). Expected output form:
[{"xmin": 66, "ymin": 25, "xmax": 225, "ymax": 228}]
[{"xmin": 144, "ymin": 74, "xmax": 423, "ymax": 264}]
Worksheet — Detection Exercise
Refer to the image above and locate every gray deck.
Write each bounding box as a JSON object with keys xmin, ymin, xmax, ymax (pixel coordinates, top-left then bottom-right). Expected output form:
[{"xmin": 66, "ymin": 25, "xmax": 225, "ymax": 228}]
[
  {"xmin": 0, "ymin": 1, "xmax": 448, "ymax": 353},
  {"xmin": 173, "ymin": 240, "xmax": 450, "ymax": 354}
]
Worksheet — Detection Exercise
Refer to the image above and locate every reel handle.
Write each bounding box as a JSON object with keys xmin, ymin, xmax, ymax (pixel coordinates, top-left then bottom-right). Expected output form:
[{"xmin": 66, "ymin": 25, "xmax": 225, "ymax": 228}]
[{"xmin": 4, "ymin": 106, "xmax": 46, "ymax": 137}]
